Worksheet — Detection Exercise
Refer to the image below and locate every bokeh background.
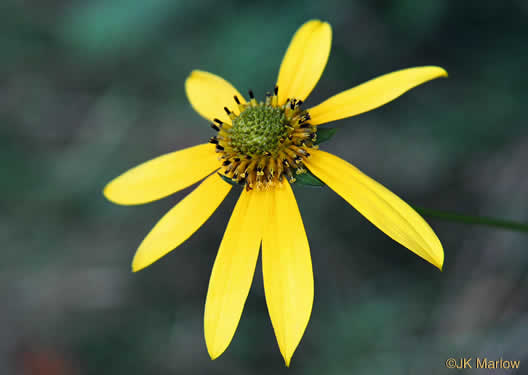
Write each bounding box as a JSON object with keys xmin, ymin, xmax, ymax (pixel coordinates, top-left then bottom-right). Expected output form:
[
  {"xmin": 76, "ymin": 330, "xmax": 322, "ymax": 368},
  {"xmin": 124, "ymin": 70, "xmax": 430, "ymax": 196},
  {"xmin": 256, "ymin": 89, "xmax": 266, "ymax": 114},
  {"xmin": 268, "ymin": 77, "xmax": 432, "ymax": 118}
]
[{"xmin": 2, "ymin": 1, "xmax": 528, "ymax": 374}]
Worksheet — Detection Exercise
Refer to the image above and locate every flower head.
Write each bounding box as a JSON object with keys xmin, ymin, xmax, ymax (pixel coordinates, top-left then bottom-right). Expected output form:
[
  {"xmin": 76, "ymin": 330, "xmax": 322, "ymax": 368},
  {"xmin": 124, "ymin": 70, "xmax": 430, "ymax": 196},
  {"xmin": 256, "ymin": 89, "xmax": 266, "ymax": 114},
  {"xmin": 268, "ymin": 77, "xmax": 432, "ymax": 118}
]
[{"xmin": 104, "ymin": 20, "xmax": 446, "ymax": 366}]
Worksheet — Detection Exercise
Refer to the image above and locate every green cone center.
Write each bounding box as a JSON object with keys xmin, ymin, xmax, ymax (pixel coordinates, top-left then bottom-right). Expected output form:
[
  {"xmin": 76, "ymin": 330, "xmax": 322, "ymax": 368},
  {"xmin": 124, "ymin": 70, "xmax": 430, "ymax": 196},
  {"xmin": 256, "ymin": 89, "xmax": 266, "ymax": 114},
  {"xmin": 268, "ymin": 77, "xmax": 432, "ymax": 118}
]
[{"xmin": 229, "ymin": 105, "xmax": 288, "ymax": 156}]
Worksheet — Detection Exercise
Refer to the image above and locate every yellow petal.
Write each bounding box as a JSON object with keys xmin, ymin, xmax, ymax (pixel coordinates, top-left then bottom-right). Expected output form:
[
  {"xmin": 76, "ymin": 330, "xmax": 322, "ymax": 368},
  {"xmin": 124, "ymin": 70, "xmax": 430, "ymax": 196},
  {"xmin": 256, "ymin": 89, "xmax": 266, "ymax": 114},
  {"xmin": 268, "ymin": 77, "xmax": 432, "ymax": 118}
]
[
  {"xmin": 132, "ymin": 173, "xmax": 231, "ymax": 271},
  {"xmin": 104, "ymin": 143, "xmax": 219, "ymax": 205},
  {"xmin": 276, "ymin": 20, "xmax": 332, "ymax": 105},
  {"xmin": 308, "ymin": 66, "xmax": 448, "ymax": 125},
  {"xmin": 305, "ymin": 150, "xmax": 444, "ymax": 269},
  {"xmin": 185, "ymin": 70, "xmax": 246, "ymax": 124},
  {"xmin": 204, "ymin": 188, "xmax": 268, "ymax": 359},
  {"xmin": 262, "ymin": 183, "xmax": 313, "ymax": 367}
]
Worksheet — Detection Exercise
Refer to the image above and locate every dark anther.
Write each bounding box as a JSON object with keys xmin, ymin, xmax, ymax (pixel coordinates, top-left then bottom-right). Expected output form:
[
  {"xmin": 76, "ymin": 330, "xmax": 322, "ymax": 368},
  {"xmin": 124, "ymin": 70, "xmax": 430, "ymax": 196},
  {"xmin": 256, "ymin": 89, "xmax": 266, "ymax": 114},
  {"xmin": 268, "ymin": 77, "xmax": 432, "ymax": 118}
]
[
  {"xmin": 305, "ymin": 152, "xmax": 311, "ymax": 157},
  {"xmin": 209, "ymin": 137, "xmax": 219, "ymax": 144},
  {"xmin": 246, "ymin": 155, "xmax": 252, "ymax": 160},
  {"xmin": 297, "ymin": 100, "xmax": 303, "ymax": 107},
  {"xmin": 290, "ymin": 99, "xmax": 296, "ymax": 109},
  {"xmin": 216, "ymin": 145, "xmax": 224, "ymax": 151},
  {"xmin": 211, "ymin": 123, "xmax": 220, "ymax": 131},
  {"xmin": 274, "ymin": 86, "xmax": 278, "ymax": 95},
  {"xmin": 282, "ymin": 159, "xmax": 289, "ymax": 166},
  {"xmin": 288, "ymin": 135, "xmax": 293, "ymax": 140},
  {"xmin": 299, "ymin": 114, "xmax": 310, "ymax": 124},
  {"xmin": 234, "ymin": 158, "xmax": 240, "ymax": 163},
  {"xmin": 233, "ymin": 173, "xmax": 238, "ymax": 179},
  {"xmin": 256, "ymin": 166, "xmax": 262, "ymax": 172},
  {"xmin": 234, "ymin": 95, "xmax": 241, "ymax": 104},
  {"xmin": 214, "ymin": 118, "xmax": 223, "ymax": 125},
  {"xmin": 223, "ymin": 160, "xmax": 231, "ymax": 166},
  {"xmin": 224, "ymin": 107, "xmax": 231, "ymax": 115},
  {"xmin": 248, "ymin": 90, "xmax": 254, "ymax": 99},
  {"xmin": 300, "ymin": 123, "xmax": 310, "ymax": 128}
]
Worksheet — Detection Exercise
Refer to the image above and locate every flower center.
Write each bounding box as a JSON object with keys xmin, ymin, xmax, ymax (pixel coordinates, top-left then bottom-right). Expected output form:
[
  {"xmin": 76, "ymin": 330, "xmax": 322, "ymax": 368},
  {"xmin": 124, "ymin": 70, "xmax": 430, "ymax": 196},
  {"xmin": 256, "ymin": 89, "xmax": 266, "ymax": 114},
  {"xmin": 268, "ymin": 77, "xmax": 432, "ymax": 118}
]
[
  {"xmin": 230, "ymin": 105, "xmax": 287, "ymax": 156},
  {"xmin": 209, "ymin": 87, "xmax": 318, "ymax": 190}
]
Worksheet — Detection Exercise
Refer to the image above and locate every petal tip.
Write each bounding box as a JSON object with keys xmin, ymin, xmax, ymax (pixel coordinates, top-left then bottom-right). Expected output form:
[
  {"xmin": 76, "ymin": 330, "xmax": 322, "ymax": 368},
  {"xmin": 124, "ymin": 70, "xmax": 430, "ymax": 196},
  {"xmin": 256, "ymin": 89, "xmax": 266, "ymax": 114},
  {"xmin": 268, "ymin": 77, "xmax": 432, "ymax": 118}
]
[
  {"xmin": 319, "ymin": 21, "xmax": 332, "ymax": 41},
  {"xmin": 205, "ymin": 341, "xmax": 227, "ymax": 361},
  {"xmin": 430, "ymin": 247, "xmax": 444, "ymax": 271},
  {"xmin": 438, "ymin": 67, "xmax": 448, "ymax": 78},
  {"xmin": 184, "ymin": 71, "xmax": 197, "ymax": 88},
  {"xmin": 280, "ymin": 347, "xmax": 295, "ymax": 367},
  {"xmin": 304, "ymin": 18, "xmax": 322, "ymax": 25},
  {"xmin": 422, "ymin": 66, "xmax": 448, "ymax": 79},
  {"xmin": 184, "ymin": 70, "xmax": 206, "ymax": 92},
  {"xmin": 131, "ymin": 256, "xmax": 145, "ymax": 273},
  {"xmin": 306, "ymin": 19, "xmax": 330, "ymax": 27},
  {"xmin": 310, "ymin": 19, "xmax": 332, "ymax": 36},
  {"xmin": 102, "ymin": 183, "xmax": 112, "ymax": 200},
  {"xmin": 436, "ymin": 257, "xmax": 444, "ymax": 272},
  {"xmin": 102, "ymin": 182, "xmax": 126, "ymax": 206},
  {"xmin": 430, "ymin": 255, "xmax": 443, "ymax": 271},
  {"xmin": 320, "ymin": 20, "xmax": 332, "ymax": 29},
  {"xmin": 207, "ymin": 350, "xmax": 220, "ymax": 361},
  {"xmin": 187, "ymin": 69, "xmax": 204, "ymax": 78},
  {"xmin": 425, "ymin": 66, "xmax": 448, "ymax": 79},
  {"xmin": 131, "ymin": 245, "xmax": 156, "ymax": 272},
  {"xmin": 131, "ymin": 240, "xmax": 174, "ymax": 273}
]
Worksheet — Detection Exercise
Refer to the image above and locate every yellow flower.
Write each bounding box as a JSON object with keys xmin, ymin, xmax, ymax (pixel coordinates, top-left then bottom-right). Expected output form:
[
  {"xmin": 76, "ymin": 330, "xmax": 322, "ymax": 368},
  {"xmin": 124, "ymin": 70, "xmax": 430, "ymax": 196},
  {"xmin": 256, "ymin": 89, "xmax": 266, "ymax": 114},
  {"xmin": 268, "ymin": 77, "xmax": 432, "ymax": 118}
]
[{"xmin": 104, "ymin": 20, "xmax": 446, "ymax": 366}]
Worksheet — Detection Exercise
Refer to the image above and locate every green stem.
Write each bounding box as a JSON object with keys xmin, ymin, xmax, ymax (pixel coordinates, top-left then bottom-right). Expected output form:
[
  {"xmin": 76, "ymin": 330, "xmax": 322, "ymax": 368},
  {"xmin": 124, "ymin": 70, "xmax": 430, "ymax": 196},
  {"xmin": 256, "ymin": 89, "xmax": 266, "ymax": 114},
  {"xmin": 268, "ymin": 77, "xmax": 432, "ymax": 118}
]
[{"xmin": 414, "ymin": 207, "xmax": 528, "ymax": 233}]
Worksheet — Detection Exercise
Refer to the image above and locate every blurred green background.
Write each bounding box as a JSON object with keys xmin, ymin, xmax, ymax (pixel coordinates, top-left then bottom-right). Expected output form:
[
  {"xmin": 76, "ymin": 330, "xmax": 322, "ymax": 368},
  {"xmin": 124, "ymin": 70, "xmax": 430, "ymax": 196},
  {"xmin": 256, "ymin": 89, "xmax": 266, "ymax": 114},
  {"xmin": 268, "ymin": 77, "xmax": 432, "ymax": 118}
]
[{"xmin": 2, "ymin": 0, "xmax": 528, "ymax": 374}]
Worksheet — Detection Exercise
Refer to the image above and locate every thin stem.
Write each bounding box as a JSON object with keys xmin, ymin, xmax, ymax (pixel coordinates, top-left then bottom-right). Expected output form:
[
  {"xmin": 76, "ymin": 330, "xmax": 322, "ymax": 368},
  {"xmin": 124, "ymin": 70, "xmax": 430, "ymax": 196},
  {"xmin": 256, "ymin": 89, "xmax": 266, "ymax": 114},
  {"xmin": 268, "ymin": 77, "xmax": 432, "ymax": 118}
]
[{"xmin": 414, "ymin": 207, "xmax": 528, "ymax": 233}]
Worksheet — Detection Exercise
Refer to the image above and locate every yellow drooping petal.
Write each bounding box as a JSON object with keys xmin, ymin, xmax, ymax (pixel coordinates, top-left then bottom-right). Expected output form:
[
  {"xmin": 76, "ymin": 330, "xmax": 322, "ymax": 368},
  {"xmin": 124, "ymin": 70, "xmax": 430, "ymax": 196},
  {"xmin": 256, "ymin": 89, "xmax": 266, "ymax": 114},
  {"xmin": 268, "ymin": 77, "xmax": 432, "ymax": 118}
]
[
  {"xmin": 262, "ymin": 183, "xmax": 313, "ymax": 367},
  {"xmin": 104, "ymin": 143, "xmax": 220, "ymax": 205},
  {"xmin": 305, "ymin": 150, "xmax": 444, "ymax": 269},
  {"xmin": 308, "ymin": 66, "xmax": 448, "ymax": 125},
  {"xmin": 276, "ymin": 20, "xmax": 332, "ymax": 105},
  {"xmin": 204, "ymin": 188, "xmax": 268, "ymax": 360},
  {"xmin": 185, "ymin": 70, "xmax": 246, "ymax": 124},
  {"xmin": 132, "ymin": 173, "xmax": 231, "ymax": 272}
]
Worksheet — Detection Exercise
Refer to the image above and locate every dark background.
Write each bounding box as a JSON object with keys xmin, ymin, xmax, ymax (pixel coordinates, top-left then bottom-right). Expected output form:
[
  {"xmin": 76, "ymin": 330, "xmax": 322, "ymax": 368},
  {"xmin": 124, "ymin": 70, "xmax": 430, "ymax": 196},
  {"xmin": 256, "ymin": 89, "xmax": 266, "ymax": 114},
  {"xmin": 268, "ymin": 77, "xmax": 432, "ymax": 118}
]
[{"xmin": 2, "ymin": 1, "xmax": 528, "ymax": 374}]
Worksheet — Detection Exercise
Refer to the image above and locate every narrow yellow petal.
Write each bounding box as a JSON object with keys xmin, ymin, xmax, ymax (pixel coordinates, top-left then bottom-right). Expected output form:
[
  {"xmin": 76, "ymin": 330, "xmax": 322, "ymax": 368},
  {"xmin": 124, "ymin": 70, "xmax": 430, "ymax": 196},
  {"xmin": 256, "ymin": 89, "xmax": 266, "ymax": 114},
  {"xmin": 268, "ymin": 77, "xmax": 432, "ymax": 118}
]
[
  {"xmin": 132, "ymin": 173, "xmax": 231, "ymax": 272},
  {"xmin": 185, "ymin": 70, "xmax": 246, "ymax": 124},
  {"xmin": 276, "ymin": 20, "xmax": 332, "ymax": 105},
  {"xmin": 308, "ymin": 66, "xmax": 448, "ymax": 125},
  {"xmin": 262, "ymin": 183, "xmax": 313, "ymax": 367},
  {"xmin": 305, "ymin": 150, "xmax": 444, "ymax": 269},
  {"xmin": 204, "ymin": 188, "xmax": 268, "ymax": 359},
  {"xmin": 103, "ymin": 143, "xmax": 219, "ymax": 205}
]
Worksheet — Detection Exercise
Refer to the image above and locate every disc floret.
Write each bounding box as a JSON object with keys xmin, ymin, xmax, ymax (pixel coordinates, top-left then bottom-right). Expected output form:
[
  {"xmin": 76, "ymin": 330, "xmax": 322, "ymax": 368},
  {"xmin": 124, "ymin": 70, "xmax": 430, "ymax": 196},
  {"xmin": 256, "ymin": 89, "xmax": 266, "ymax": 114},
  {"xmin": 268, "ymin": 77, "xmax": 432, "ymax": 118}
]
[{"xmin": 209, "ymin": 88, "xmax": 318, "ymax": 190}]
